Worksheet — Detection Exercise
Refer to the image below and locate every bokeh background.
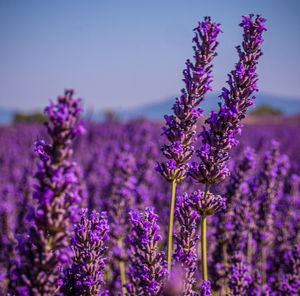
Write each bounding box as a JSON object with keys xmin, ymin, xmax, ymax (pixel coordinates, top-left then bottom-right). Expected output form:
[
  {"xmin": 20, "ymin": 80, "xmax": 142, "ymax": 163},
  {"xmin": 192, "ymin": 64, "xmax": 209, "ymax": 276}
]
[{"xmin": 0, "ymin": 0, "xmax": 300, "ymax": 123}]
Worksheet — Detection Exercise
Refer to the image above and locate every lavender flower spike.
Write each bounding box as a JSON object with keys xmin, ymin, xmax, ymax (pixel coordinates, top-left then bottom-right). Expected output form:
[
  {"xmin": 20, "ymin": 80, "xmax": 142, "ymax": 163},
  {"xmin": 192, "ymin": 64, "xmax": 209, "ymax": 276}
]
[
  {"xmin": 275, "ymin": 245, "xmax": 300, "ymax": 295},
  {"xmin": 174, "ymin": 195, "xmax": 200, "ymax": 295},
  {"xmin": 190, "ymin": 15, "xmax": 267, "ymax": 184},
  {"xmin": 157, "ymin": 17, "xmax": 222, "ymax": 273},
  {"xmin": 189, "ymin": 15, "xmax": 266, "ymax": 285},
  {"xmin": 103, "ymin": 147, "xmax": 137, "ymax": 294},
  {"xmin": 11, "ymin": 90, "xmax": 85, "ymax": 295},
  {"xmin": 200, "ymin": 280, "xmax": 213, "ymax": 296},
  {"xmin": 228, "ymin": 253, "xmax": 252, "ymax": 296},
  {"xmin": 157, "ymin": 17, "xmax": 222, "ymax": 183},
  {"xmin": 188, "ymin": 190, "xmax": 226, "ymax": 216},
  {"xmin": 127, "ymin": 207, "xmax": 168, "ymax": 295},
  {"xmin": 61, "ymin": 209, "xmax": 109, "ymax": 296}
]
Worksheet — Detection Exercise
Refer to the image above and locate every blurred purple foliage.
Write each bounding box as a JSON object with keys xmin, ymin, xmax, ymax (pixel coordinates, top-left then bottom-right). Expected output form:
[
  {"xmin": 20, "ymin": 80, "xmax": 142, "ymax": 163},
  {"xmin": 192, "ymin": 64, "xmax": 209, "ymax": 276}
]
[{"xmin": 0, "ymin": 116, "xmax": 299, "ymax": 295}]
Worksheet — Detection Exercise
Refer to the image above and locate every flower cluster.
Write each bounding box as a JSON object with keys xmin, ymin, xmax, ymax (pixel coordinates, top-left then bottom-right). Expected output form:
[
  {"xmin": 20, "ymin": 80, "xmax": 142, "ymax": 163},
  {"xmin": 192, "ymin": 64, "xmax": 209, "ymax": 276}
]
[
  {"xmin": 61, "ymin": 209, "xmax": 109, "ymax": 296},
  {"xmin": 274, "ymin": 245, "xmax": 300, "ymax": 295},
  {"xmin": 11, "ymin": 90, "xmax": 85, "ymax": 295},
  {"xmin": 188, "ymin": 190, "xmax": 226, "ymax": 216},
  {"xmin": 127, "ymin": 207, "xmax": 168, "ymax": 295},
  {"xmin": 44, "ymin": 89, "xmax": 85, "ymax": 150},
  {"xmin": 157, "ymin": 17, "xmax": 222, "ymax": 183},
  {"xmin": 103, "ymin": 146, "xmax": 137, "ymax": 292},
  {"xmin": 174, "ymin": 195, "xmax": 200, "ymax": 295},
  {"xmin": 226, "ymin": 149, "xmax": 256, "ymax": 256},
  {"xmin": 200, "ymin": 280, "xmax": 213, "ymax": 296},
  {"xmin": 226, "ymin": 147, "xmax": 255, "ymax": 205},
  {"xmin": 210, "ymin": 148, "xmax": 255, "ymax": 289},
  {"xmin": 254, "ymin": 142, "xmax": 280, "ymax": 286},
  {"xmin": 228, "ymin": 253, "xmax": 252, "ymax": 295},
  {"xmin": 190, "ymin": 15, "xmax": 267, "ymax": 184}
]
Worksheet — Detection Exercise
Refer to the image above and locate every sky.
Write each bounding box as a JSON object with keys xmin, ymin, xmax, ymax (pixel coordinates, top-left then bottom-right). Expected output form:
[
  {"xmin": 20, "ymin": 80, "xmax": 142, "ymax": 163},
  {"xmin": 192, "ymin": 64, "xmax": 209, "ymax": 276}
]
[{"xmin": 0, "ymin": 0, "xmax": 299, "ymax": 112}]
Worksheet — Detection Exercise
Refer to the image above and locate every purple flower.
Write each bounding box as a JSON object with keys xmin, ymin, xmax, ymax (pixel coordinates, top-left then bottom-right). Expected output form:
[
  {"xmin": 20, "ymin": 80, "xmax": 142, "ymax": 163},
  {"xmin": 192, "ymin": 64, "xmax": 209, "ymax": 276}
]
[
  {"xmin": 210, "ymin": 148, "xmax": 255, "ymax": 289},
  {"xmin": 200, "ymin": 280, "xmax": 212, "ymax": 296},
  {"xmin": 190, "ymin": 15, "xmax": 266, "ymax": 184},
  {"xmin": 174, "ymin": 195, "xmax": 200, "ymax": 295},
  {"xmin": 60, "ymin": 209, "xmax": 109, "ymax": 295},
  {"xmin": 103, "ymin": 147, "xmax": 137, "ymax": 292},
  {"xmin": 254, "ymin": 142, "xmax": 280, "ymax": 285},
  {"xmin": 33, "ymin": 140, "xmax": 50, "ymax": 161},
  {"xmin": 126, "ymin": 207, "xmax": 168, "ymax": 295},
  {"xmin": 188, "ymin": 190, "xmax": 226, "ymax": 216},
  {"xmin": 11, "ymin": 90, "xmax": 85, "ymax": 295},
  {"xmin": 228, "ymin": 253, "xmax": 252, "ymax": 296},
  {"xmin": 158, "ymin": 17, "xmax": 222, "ymax": 183}
]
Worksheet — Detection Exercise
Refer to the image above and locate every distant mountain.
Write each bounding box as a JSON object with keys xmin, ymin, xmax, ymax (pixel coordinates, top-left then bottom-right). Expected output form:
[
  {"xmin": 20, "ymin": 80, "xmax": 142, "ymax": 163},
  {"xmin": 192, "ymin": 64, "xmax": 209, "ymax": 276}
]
[
  {"xmin": 1, "ymin": 94, "xmax": 300, "ymax": 125},
  {"xmin": 0, "ymin": 109, "xmax": 14, "ymax": 125},
  {"xmin": 117, "ymin": 93, "xmax": 300, "ymax": 119}
]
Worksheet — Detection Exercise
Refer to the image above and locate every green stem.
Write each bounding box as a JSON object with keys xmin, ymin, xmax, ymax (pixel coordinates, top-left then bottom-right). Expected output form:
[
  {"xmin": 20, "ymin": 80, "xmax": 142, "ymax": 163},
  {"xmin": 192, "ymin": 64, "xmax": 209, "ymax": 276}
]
[
  {"xmin": 222, "ymin": 243, "xmax": 228, "ymax": 270},
  {"xmin": 261, "ymin": 247, "xmax": 266, "ymax": 290},
  {"xmin": 247, "ymin": 231, "xmax": 252, "ymax": 265},
  {"xmin": 201, "ymin": 215, "xmax": 208, "ymax": 281},
  {"xmin": 167, "ymin": 180, "xmax": 177, "ymax": 274},
  {"xmin": 118, "ymin": 238, "xmax": 127, "ymax": 296},
  {"xmin": 201, "ymin": 183, "xmax": 210, "ymax": 281}
]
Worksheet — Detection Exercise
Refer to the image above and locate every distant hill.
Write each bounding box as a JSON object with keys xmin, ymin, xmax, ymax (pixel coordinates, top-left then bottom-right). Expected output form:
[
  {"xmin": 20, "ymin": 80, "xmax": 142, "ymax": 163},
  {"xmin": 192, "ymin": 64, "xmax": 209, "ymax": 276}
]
[
  {"xmin": 117, "ymin": 93, "xmax": 300, "ymax": 119},
  {"xmin": 1, "ymin": 93, "xmax": 300, "ymax": 125},
  {"xmin": 0, "ymin": 109, "xmax": 14, "ymax": 125}
]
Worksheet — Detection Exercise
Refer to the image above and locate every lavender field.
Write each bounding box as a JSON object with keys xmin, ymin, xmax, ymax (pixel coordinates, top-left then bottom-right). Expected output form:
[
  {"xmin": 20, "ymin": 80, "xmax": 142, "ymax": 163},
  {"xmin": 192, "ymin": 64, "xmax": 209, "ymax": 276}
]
[{"xmin": 0, "ymin": 14, "xmax": 299, "ymax": 296}]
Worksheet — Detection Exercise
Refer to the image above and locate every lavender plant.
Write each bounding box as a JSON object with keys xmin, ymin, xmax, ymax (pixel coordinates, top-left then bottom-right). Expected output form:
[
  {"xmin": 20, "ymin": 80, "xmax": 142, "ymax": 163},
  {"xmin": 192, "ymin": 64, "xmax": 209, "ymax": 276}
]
[
  {"xmin": 157, "ymin": 16, "xmax": 221, "ymax": 273},
  {"xmin": 61, "ymin": 209, "xmax": 109, "ymax": 296},
  {"xmin": 11, "ymin": 90, "xmax": 85, "ymax": 295},
  {"xmin": 272, "ymin": 245, "xmax": 300, "ymax": 295},
  {"xmin": 252, "ymin": 142, "xmax": 279, "ymax": 288},
  {"xmin": 173, "ymin": 194, "xmax": 200, "ymax": 295},
  {"xmin": 189, "ymin": 14, "xmax": 266, "ymax": 283},
  {"xmin": 269, "ymin": 173, "xmax": 299, "ymax": 280},
  {"xmin": 126, "ymin": 207, "xmax": 168, "ymax": 295},
  {"xmin": 199, "ymin": 280, "xmax": 212, "ymax": 296},
  {"xmin": 103, "ymin": 147, "xmax": 137, "ymax": 295},
  {"xmin": 227, "ymin": 253, "xmax": 252, "ymax": 296},
  {"xmin": 189, "ymin": 14, "xmax": 267, "ymax": 184},
  {"xmin": 211, "ymin": 148, "xmax": 255, "ymax": 291},
  {"xmin": 226, "ymin": 148, "xmax": 255, "ymax": 258}
]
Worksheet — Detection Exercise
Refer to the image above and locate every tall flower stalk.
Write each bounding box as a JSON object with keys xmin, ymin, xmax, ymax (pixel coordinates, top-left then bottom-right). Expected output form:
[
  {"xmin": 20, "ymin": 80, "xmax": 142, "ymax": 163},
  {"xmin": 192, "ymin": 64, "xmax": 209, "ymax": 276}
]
[
  {"xmin": 126, "ymin": 207, "xmax": 168, "ymax": 295},
  {"xmin": 189, "ymin": 15, "xmax": 266, "ymax": 283},
  {"xmin": 228, "ymin": 253, "xmax": 252, "ymax": 295},
  {"xmin": 254, "ymin": 142, "xmax": 280, "ymax": 288},
  {"xmin": 211, "ymin": 147, "xmax": 255, "ymax": 292},
  {"xmin": 188, "ymin": 189, "xmax": 226, "ymax": 281},
  {"xmin": 11, "ymin": 90, "xmax": 85, "ymax": 295},
  {"xmin": 103, "ymin": 147, "xmax": 137, "ymax": 295},
  {"xmin": 61, "ymin": 209, "xmax": 109, "ymax": 295},
  {"xmin": 173, "ymin": 194, "xmax": 200, "ymax": 295},
  {"xmin": 157, "ymin": 17, "xmax": 221, "ymax": 273}
]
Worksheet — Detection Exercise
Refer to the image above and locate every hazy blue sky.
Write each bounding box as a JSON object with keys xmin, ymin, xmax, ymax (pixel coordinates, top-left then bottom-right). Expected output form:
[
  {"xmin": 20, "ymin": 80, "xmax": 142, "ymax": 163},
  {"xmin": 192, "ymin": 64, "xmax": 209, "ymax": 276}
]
[{"xmin": 0, "ymin": 0, "xmax": 299, "ymax": 111}]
